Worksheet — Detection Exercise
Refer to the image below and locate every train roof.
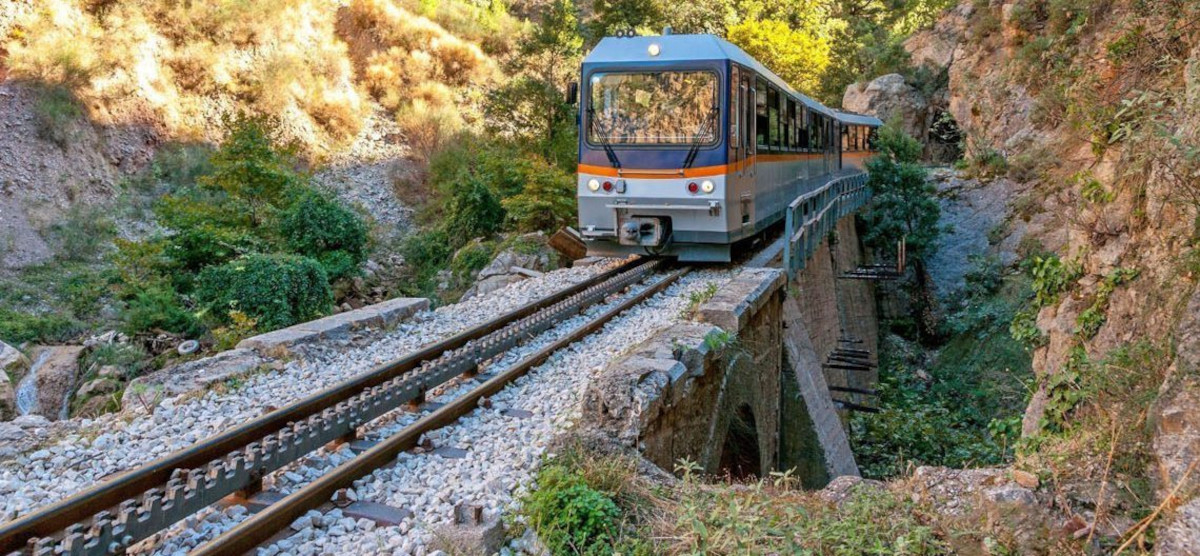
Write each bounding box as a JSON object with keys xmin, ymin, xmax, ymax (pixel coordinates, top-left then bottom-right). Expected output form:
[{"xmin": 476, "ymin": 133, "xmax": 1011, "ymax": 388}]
[
  {"xmin": 832, "ymin": 111, "xmax": 884, "ymax": 127},
  {"xmin": 582, "ymin": 33, "xmax": 837, "ymax": 118}
]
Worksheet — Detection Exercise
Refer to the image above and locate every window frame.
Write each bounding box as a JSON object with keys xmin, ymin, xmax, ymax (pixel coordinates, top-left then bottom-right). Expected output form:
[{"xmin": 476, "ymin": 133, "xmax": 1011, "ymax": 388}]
[{"xmin": 583, "ymin": 68, "xmax": 723, "ymax": 150}]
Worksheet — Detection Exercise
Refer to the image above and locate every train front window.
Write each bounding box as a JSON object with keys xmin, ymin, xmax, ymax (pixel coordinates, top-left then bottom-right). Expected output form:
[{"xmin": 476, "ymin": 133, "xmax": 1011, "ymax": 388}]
[{"xmin": 588, "ymin": 71, "xmax": 719, "ymax": 145}]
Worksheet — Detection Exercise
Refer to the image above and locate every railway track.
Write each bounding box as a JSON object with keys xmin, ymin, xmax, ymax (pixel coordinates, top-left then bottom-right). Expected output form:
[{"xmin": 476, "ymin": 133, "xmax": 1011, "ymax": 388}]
[{"xmin": 1, "ymin": 257, "xmax": 688, "ymax": 556}]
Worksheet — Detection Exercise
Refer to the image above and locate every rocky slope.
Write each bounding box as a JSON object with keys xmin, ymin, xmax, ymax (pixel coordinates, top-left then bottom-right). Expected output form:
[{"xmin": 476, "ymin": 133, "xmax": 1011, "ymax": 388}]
[{"xmin": 848, "ymin": 1, "xmax": 1200, "ymax": 551}]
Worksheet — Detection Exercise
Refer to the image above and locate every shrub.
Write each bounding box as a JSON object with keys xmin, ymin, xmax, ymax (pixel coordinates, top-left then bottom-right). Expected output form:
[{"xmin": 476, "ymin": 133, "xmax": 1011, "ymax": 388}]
[
  {"xmin": 163, "ymin": 225, "xmax": 259, "ymax": 276},
  {"xmin": 1028, "ymin": 254, "xmax": 1081, "ymax": 308},
  {"xmin": 196, "ymin": 254, "xmax": 332, "ymax": 331},
  {"xmin": 449, "ymin": 240, "xmax": 495, "ymax": 281},
  {"xmin": 0, "ymin": 309, "xmax": 83, "ymax": 345},
  {"xmin": 441, "ymin": 172, "xmax": 505, "ymax": 245},
  {"xmin": 523, "ymin": 463, "xmax": 621, "ymax": 555},
  {"xmin": 49, "ymin": 204, "xmax": 118, "ymax": 262},
  {"xmin": 197, "ymin": 114, "xmax": 301, "ymax": 226},
  {"xmin": 396, "ymin": 95, "xmax": 463, "ymax": 164},
  {"xmin": 399, "ymin": 228, "xmax": 454, "ymax": 295},
  {"xmin": 278, "ymin": 192, "xmax": 369, "ymax": 282},
  {"xmin": 120, "ymin": 285, "xmax": 200, "ymax": 337},
  {"xmin": 501, "ymin": 158, "xmax": 576, "ymax": 233}
]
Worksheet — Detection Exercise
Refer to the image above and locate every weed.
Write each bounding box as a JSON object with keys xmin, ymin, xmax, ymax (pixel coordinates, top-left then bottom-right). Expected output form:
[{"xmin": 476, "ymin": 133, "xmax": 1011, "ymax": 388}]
[
  {"xmin": 211, "ymin": 310, "xmax": 258, "ymax": 351},
  {"xmin": 522, "ymin": 463, "xmax": 623, "ymax": 555},
  {"xmin": 703, "ymin": 330, "xmax": 733, "ymax": 351},
  {"xmin": 1028, "ymin": 254, "xmax": 1081, "ymax": 308},
  {"xmin": 33, "ymin": 85, "xmax": 84, "ymax": 147}
]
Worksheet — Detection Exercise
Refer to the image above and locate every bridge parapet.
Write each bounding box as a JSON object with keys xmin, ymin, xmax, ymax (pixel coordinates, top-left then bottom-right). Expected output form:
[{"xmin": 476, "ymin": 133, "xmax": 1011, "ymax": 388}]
[{"xmin": 783, "ymin": 171, "xmax": 870, "ymax": 278}]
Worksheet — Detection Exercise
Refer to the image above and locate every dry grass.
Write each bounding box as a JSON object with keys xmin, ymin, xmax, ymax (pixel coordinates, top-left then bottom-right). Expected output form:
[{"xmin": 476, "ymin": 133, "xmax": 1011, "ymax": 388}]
[{"xmin": 4, "ymin": 0, "xmax": 376, "ymax": 155}]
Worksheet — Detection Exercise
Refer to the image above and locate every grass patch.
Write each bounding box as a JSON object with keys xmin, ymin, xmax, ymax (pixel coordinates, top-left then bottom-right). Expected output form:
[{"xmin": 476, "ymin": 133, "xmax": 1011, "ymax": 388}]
[{"xmin": 521, "ymin": 444, "xmax": 952, "ymax": 555}]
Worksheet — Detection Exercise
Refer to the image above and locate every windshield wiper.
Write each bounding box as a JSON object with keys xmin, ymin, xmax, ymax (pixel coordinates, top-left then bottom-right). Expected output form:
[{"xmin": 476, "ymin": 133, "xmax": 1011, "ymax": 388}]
[
  {"xmin": 681, "ymin": 108, "xmax": 719, "ymax": 170},
  {"xmin": 587, "ymin": 108, "xmax": 622, "ymax": 171}
]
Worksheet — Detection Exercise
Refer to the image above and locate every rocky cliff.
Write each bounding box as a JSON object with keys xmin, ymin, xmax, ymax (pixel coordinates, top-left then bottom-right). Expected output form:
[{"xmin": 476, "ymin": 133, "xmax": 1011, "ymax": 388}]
[{"xmin": 849, "ymin": 1, "xmax": 1200, "ymax": 551}]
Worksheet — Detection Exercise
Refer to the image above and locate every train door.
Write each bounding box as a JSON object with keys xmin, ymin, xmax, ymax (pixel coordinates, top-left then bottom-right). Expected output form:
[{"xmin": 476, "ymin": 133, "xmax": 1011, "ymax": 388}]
[{"xmin": 730, "ymin": 65, "xmax": 755, "ymax": 232}]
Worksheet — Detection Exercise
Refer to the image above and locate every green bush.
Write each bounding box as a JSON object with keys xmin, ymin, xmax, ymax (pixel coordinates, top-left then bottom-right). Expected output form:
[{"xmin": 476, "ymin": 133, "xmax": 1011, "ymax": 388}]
[
  {"xmin": 523, "ymin": 463, "xmax": 622, "ymax": 556},
  {"xmin": 0, "ymin": 308, "xmax": 83, "ymax": 345},
  {"xmin": 197, "ymin": 114, "xmax": 301, "ymax": 226},
  {"xmin": 502, "ymin": 157, "xmax": 576, "ymax": 233},
  {"xmin": 449, "ymin": 240, "xmax": 496, "ymax": 281},
  {"xmin": 120, "ymin": 285, "xmax": 200, "ymax": 337},
  {"xmin": 278, "ymin": 192, "xmax": 369, "ymax": 282},
  {"xmin": 163, "ymin": 225, "xmax": 258, "ymax": 276},
  {"xmin": 196, "ymin": 254, "xmax": 332, "ymax": 330},
  {"xmin": 442, "ymin": 172, "xmax": 505, "ymax": 244}
]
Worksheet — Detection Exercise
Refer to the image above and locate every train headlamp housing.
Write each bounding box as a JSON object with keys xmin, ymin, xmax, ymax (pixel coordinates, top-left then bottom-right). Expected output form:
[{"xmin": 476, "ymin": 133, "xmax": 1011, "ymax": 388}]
[
  {"xmin": 587, "ymin": 178, "xmax": 601, "ymax": 192},
  {"xmin": 700, "ymin": 180, "xmax": 715, "ymax": 194}
]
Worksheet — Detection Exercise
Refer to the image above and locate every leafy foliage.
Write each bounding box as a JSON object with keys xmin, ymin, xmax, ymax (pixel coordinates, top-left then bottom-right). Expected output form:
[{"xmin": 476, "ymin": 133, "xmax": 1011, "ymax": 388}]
[
  {"xmin": 278, "ymin": 192, "xmax": 370, "ymax": 282},
  {"xmin": 1028, "ymin": 254, "xmax": 1081, "ymax": 308},
  {"xmin": 523, "ymin": 463, "xmax": 622, "ymax": 555},
  {"xmin": 861, "ymin": 125, "xmax": 941, "ymax": 262},
  {"xmin": 727, "ymin": 17, "xmax": 832, "ymax": 94},
  {"xmin": 196, "ymin": 254, "xmax": 332, "ymax": 331}
]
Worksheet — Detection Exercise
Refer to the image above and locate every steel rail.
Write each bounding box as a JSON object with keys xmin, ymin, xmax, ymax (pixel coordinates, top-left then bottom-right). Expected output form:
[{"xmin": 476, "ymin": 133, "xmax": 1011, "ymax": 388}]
[
  {"xmin": 191, "ymin": 267, "xmax": 691, "ymax": 555},
  {"xmin": 0, "ymin": 257, "xmax": 652, "ymax": 555}
]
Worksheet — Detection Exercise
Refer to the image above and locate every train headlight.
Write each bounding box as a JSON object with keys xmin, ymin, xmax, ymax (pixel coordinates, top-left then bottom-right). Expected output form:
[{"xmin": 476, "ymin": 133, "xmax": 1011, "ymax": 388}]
[
  {"xmin": 648, "ymin": 43, "xmax": 661, "ymax": 56},
  {"xmin": 700, "ymin": 180, "xmax": 715, "ymax": 194},
  {"xmin": 587, "ymin": 178, "xmax": 601, "ymax": 192}
]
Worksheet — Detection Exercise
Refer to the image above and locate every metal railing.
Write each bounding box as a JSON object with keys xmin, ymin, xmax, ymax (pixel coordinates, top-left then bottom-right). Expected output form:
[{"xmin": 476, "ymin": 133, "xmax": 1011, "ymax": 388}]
[{"xmin": 782, "ymin": 171, "xmax": 870, "ymax": 278}]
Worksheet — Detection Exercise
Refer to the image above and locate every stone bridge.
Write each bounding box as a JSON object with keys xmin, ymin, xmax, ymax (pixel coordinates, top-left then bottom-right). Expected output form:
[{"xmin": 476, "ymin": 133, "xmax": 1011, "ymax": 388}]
[{"xmin": 582, "ymin": 216, "xmax": 879, "ymax": 486}]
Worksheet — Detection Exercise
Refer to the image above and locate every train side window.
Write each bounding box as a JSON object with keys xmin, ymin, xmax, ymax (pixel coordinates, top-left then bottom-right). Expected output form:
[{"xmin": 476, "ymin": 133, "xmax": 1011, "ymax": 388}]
[
  {"xmin": 841, "ymin": 125, "xmax": 849, "ymax": 151},
  {"xmin": 798, "ymin": 107, "xmax": 809, "ymax": 150},
  {"xmin": 868, "ymin": 127, "xmax": 878, "ymax": 150},
  {"xmin": 767, "ymin": 87, "xmax": 779, "ymax": 151},
  {"xmin": 730, "ymin": 66, "xmax": 739, "ymax": 149},
  {"xmin": 786, "ymin": 99, "xmax": 796, "ymax": 151},
  {"xmin": 744, "ymin": 75, "xmax": 753, "ymax": 155},
  {"xmin": 755, "ymin": 78, "xmax": 768, "ymax": 148}
]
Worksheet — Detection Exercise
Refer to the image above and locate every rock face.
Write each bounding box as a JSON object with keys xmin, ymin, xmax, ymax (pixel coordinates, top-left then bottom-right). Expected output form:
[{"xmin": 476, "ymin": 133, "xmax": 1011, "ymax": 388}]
[
  {"xmin": 904, "ymin": 466, "xmax": 1064, "ymax": 553},
  {"xmin": 460, "ymin": 235, "xmax": 556, "ymax": 301},
  {"xmin": 0, "ymin": 341, "xmax": 28, "ymax": 420},
  {"xmin": 23, "ymin": 346, "xmax": 84, "ymax": 421},
  {"xmin": 842, "ymin": 73, "xmax": 930, "ymax": 142}
]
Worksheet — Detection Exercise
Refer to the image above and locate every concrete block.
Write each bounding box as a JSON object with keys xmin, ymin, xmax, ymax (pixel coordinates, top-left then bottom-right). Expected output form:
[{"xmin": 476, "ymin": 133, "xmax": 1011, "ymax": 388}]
[
  {"xmin": 237, "ymin": 297, "xmax": 428, "ymax": 352},
  {"xmin": 697, "ymin": 268, "xmax": 785, "ymax": 332}
]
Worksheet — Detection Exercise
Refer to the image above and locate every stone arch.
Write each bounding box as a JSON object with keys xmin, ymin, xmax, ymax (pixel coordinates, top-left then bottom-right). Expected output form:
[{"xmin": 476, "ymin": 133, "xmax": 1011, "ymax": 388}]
[{"xmin": 719, "ymin": 402, "xmax": 762, "ymax": 479}]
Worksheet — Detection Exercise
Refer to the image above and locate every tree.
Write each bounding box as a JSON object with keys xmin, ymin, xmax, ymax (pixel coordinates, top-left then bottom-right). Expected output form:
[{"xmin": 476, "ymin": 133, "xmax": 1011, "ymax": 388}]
[
  {"xmin": 726, "ymin": 18, "xmax": 833, "ymax": 94},
  {"xmin": 589, "ymin": 0, "xmax": 665, "ymax": 37},
  {"xmin": 487, "ymin": 0, "xmax": 582, "ymax": 171},
  {"xmin": 860, "ymin": 123, "xmax": 943, "ymax": 341},
  {"xmin": 198, "ymin": 114, "xmax": 301, "ymax": 226}
]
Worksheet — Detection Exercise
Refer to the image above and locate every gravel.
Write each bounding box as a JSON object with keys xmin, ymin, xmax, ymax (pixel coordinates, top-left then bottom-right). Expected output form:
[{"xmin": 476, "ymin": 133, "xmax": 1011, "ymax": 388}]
[
  {"xmin": 0, "ymin": 261, "xmax": 620, "ymax": 522},
  {"xmin": 130, "ymin": 267, "xmax": 733, "ymax": 555}
]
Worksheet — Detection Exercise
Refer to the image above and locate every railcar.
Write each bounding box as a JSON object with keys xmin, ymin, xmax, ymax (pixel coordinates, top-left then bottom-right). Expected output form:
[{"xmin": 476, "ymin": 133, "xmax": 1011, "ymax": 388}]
[{"xmin": 574, "ymin": 33, "xmax": 882, "ymax": 262}]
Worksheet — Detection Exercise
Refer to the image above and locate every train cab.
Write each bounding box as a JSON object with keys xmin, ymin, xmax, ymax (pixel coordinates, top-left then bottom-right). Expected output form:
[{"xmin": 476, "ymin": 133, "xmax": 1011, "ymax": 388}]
[{"xmin": 575, "ymin": 33, "xmax": 881, "ymax": 262}]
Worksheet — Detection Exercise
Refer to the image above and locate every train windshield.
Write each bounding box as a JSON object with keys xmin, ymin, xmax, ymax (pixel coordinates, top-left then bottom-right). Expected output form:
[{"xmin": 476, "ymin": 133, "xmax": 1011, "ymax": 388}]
[{"xmin": 588, "ymin": 71, "xmax": 718, "ymax": 145}]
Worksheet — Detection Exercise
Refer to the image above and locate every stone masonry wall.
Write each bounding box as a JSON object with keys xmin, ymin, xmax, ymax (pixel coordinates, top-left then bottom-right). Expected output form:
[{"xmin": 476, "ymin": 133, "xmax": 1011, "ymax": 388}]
[{"xmin": 581, "ymin": 269, "xmax": 785, "ymax": 477}]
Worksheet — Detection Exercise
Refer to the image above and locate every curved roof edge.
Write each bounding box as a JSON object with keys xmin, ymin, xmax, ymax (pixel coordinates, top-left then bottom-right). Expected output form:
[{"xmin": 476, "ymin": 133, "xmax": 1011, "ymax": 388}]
[
  {"xmin": 831, "ymin": 111, "xmax": 884, "ymax": 127},
  {"xmin": 582, "ymin": 34, "xmax": 838, "ymax": 118}
]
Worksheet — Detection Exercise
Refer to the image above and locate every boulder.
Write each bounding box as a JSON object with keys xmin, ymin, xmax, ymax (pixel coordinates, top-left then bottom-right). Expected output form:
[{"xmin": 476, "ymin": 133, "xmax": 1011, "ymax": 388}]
[
  {"xmin": 122, "ymin": 348, "xmax": 267, "ymax": 412},
  {"xmin": 0, "ymin": 340, "xmax": 28, "ymax": 376},
  {"xmin": 25, "ymin": 346, "xmax": 84, "ymax": 421},
  {"xmin": 77, "ymin": 378, "xmax": 119, "ymax": 399},
  {"xmin": 460, "ymin": 274, "xmax": 525, "ymax": 301},
  {"xmin": 0, "ymin": 365, "xmax": 13, "ymax": 421},
  {"xmin": 842, "ymin": 73, "xmax": 930, "ymax": 143},
  {"xmin": 903, "ymin": 1, "xmax": 972, "ymax": 71}
]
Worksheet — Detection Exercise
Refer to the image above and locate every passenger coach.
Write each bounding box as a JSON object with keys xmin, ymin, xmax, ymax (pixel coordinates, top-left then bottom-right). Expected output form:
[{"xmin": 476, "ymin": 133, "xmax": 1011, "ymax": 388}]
[{"xmin": 574, "ymin": 33, "xmax": 881, "ymax": 262}]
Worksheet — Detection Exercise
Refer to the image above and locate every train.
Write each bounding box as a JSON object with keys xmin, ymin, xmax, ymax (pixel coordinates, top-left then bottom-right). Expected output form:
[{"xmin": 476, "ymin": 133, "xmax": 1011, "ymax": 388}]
[{"xmin": 573, "ymin": 32, "xmax": 883, "ymax": 262}]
